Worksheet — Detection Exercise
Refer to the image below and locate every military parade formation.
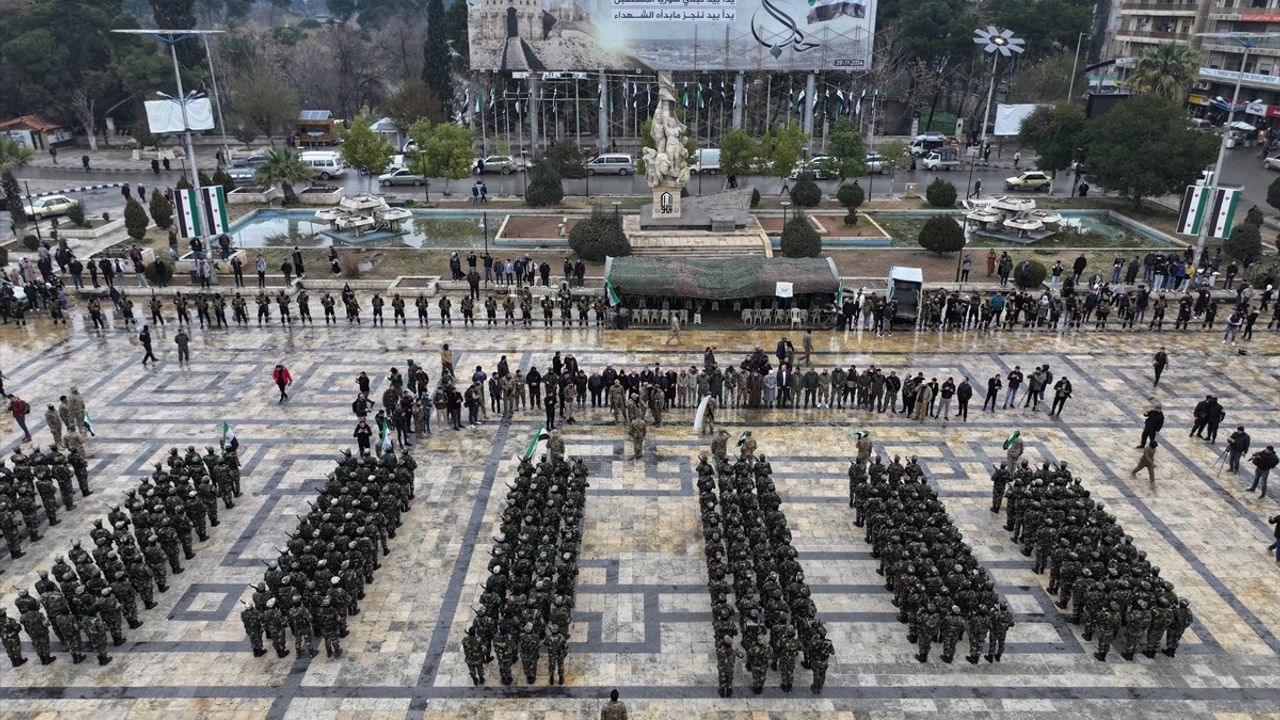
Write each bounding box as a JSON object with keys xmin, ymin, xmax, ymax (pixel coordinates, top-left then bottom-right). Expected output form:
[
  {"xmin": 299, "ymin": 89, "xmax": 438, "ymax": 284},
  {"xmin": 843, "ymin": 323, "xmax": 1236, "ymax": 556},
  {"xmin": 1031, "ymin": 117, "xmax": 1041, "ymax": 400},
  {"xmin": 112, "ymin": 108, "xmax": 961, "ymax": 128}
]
[
  {"xmin": 697, "ymin": 440, "xmax": 833, "ymax": 696},
  {"xmin": 990, "ymin": 456, "xmax": 1195, "ymax": 661},
  {"xmin": 239, "ymin": 448, "xmax": 417, "ymax": 659},
  {"xmin": 0, "ymin": 443, "xmax": 93, "ymax": 563},
  {"xmin": 464, "ymin": 452, "xmax": 589, "ymax": 686},
  {"xmin": 2, "ymin": 445, "xmax": 241, "ymax": 668},
  {"xmin": 851, "ymin": 451, "xmax": 1013, "ymax": 664}
]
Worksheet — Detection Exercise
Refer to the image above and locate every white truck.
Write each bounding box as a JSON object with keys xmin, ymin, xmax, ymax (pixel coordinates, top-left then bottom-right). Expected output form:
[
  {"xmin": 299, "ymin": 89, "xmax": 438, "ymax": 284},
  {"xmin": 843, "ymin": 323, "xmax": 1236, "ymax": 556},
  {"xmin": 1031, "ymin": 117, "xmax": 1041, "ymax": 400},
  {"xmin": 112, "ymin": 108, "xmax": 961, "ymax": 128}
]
[{"xmin": 921, "ymin": 148, "xmax": 961, "ymax": 171}]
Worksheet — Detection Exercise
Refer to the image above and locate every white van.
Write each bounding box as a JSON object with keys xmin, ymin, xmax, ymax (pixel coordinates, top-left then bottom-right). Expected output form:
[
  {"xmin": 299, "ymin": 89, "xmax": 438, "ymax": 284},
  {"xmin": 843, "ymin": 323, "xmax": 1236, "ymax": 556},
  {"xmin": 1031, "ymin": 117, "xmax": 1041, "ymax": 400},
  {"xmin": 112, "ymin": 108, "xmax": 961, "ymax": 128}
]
[
  {"xmin": 299, "ymin": 151, "xmax": 347, "ymax": 180},
  {"xmin": 690, "ymin": 148, "xmax": 721, "ymax": 174},
  {"xmin": 586, "ymin": 153, "xmax": 635, "ymax": 175}
]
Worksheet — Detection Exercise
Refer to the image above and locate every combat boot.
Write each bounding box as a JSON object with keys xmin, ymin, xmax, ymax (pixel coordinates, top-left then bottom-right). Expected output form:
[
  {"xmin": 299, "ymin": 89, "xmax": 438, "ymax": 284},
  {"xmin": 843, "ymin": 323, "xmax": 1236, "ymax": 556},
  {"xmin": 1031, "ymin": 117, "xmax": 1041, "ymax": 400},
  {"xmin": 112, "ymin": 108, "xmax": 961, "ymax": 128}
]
[
  {"xmin": 1143, "ymin": 650, "xmax": 1156, "ymax": 659},
  {"xmin": 966, "ymin": 654, "xmax": 978, "ymax": 664},
  {"xmin": 1121, "ymin": 650, "xmax": 1134, "ymax": 661},
  {"xmin": 1093, "ymin": 651, "xmax": 1107, "ymax": 661}
]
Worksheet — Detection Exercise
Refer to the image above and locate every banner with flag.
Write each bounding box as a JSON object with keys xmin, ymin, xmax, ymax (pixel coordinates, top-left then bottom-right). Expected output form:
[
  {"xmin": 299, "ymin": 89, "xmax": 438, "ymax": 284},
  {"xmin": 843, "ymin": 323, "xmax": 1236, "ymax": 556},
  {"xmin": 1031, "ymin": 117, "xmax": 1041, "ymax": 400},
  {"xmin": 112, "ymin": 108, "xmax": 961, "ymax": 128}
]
[
  {"xmin": 220, "ymin": 421, "xmax": 237, "ymax": 451},
  {"xmin": 378, "ymin": 417, "xmax": 393, "ymax": 453},
  {"xmin": 736, "ymin": 430, "xmax": 750, "ymax": 447},
  {"xmin": 175, "ymin": 186, "xmax": 229, "ymax": 239},
  {"xmin": 836, "ymin": 280, "xmax": 844, "ymax": 305},
  {"xmin": 1177, "ymin": 184, "xmax": 1239, "ymax": 239},
  {"xmin": 604, "ymin": 278, "xmax": 622, "ymax": 307},
  {"xmin": 693, "ymin": 395, "xmax": 710, "ymax": 431},
  {"xmin": 524, "ymin": 424, "xmax": 549, "ymax": 458}
]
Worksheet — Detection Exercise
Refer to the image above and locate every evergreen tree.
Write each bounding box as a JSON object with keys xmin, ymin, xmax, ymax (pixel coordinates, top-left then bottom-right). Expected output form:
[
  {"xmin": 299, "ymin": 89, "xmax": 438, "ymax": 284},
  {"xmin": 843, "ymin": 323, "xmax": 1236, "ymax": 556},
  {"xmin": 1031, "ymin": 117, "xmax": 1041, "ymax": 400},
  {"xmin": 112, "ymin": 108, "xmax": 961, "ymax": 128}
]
[{"xmin": 423, "ymin": 0, "xmax": 454, "ymax": 112}]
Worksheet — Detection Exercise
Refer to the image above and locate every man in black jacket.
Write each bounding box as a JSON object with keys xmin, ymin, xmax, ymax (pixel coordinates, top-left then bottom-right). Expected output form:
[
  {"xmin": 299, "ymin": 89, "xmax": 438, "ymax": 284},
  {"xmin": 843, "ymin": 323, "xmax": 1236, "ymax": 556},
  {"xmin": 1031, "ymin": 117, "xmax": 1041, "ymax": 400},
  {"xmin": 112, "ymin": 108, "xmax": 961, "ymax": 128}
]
[
  {"xmin": 1139, "ymin": 405, "xmax": 1165, "ymax": 448},
  {"xmin": 956, "ymin": 378, "xmax": 973, "ymax": 421},
  {"xmin": 1228, "ymin": 426, "xmax": 1251, "ymax": 473}
]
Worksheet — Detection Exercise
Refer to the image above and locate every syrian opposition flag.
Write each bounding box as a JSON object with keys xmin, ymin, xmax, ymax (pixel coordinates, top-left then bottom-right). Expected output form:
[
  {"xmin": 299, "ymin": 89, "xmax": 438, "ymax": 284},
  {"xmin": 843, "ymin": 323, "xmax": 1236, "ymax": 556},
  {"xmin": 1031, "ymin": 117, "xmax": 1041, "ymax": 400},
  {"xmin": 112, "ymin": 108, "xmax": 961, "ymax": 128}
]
[
  {"xmin": 524, "ymin": 424, "xmax": 549, "ymax": 458},
  {"xmin": 378, "ymin": 418, "xmax": 393, "ymax": 453},
  {"xmin": 604, "ymin": 279, "xmax": 622, "ymax": 307},
  {"xmin": 175, "ymin": 186, "xmax": 229, "ymax": 239},
  {"xmin": 83, "ymin": 410, "xmax": 94, "ymax": 435},
  {"xmin": 220, "ymin": 421, "xmax": 237, "ymax": 451},
  {"xmin": 693, "ymin": 395, "xmax": 710, "ymax": 431},
  {"xmin": 736, "ymin": 430, "xmax": 750, "ymax": 447}
]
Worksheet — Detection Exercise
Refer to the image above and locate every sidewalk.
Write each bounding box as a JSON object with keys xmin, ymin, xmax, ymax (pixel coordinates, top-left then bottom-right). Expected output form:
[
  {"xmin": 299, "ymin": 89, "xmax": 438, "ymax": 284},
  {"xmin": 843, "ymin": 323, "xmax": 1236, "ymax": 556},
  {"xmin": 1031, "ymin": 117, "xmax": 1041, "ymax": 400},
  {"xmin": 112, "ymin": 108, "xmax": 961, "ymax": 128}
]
[{"xmin": 33, "ymin": 147, "xmax": 232, "ymax": 174}]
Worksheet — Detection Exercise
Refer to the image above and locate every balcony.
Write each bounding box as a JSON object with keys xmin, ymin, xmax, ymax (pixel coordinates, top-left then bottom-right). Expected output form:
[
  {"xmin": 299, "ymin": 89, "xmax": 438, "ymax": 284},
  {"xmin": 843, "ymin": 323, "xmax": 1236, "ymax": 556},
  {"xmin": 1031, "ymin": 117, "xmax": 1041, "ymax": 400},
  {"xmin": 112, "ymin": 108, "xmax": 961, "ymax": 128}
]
[
  {"xmin": 1119, "ymin": 0, "xmax": 1203, "ymax": 14},
  {"xmin": 1113, "ymin": 28, "xmax": 1194, "ymax": 41}
]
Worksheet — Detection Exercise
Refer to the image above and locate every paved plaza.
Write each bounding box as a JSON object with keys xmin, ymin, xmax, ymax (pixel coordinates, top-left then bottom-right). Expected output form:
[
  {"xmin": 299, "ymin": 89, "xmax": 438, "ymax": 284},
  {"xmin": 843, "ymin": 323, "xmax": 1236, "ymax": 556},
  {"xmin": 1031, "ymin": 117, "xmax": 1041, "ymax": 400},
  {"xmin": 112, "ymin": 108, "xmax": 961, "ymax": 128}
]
[{"xmin": 1, "ymin": 318, "xmax": 1278, "ymax": 719}]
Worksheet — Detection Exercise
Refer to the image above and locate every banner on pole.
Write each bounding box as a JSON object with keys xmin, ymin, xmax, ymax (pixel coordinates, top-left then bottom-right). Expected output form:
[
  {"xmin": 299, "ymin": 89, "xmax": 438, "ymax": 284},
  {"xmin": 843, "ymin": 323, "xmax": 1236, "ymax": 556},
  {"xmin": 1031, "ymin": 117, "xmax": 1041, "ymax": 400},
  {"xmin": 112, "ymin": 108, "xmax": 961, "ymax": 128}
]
[
  {"xmin": 174, "ymin": 186, "xmax": 229, "ymax": 239},
  {"xmin": 775, "ymin": 281, "xmax": 794, "ymax": 298},
  {"xmin": 1177, "ymin": 185, "xmax": 1239, "ymax": 239}
]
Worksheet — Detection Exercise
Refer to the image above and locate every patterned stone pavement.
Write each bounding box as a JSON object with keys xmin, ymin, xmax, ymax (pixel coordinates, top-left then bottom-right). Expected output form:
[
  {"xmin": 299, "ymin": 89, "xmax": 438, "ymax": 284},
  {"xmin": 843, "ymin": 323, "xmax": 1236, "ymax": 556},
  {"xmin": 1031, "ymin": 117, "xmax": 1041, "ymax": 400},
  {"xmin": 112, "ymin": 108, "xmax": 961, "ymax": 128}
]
[{"xmin": 1, "ymin": 315, "xmax": 1279, "ymax": 719}]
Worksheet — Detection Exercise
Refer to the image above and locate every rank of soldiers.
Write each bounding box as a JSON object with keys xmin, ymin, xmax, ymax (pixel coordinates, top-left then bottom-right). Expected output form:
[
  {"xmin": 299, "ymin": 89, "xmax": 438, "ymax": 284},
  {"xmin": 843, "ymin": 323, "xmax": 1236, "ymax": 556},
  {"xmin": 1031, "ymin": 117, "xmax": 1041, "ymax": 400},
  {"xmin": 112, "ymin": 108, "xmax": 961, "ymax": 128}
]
[
  {"xmin": 240, "ymin": 448, "xmax": 416, "ymax": 659},
  {"xmin": 850, "ymin": 455, "xmax": 1012, "ymax": 664},
  {"xmin": 697, "ymin": 450, "xmax": 833, "ymax": 697},
  {"xmin": 463, "ymin": 453, "xmax": 589, "ymax": 687},
  {"xmin": 990, "ymin": 459, "xmax": 1195, "ymax": 661},
  {"xmin": 2, "ymin": 445, "xmax": 242, "ymax": 669},
  {"xmin": 0, "ymin": 443, "xmax": 93, "ymax": 563}
]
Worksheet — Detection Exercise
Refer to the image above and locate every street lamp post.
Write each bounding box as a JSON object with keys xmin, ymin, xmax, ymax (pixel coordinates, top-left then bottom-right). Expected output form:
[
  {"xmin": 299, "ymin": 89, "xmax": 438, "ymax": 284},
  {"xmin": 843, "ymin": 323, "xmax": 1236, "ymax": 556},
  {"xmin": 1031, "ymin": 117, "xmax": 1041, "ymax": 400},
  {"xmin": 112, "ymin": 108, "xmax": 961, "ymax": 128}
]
[
  {"xmin": 1191, "ymin": 32, "xmax": 1280, "ymax": 268},
  {"xmin": 483, "ymin": 210, "xmax": 490, "ymax": 285},
  {"xmin": 22, "ymin": 181, "xmax": 41, "ymax": 243},
  {"xmin": 1067, "ymin": 32, "xmax": 1088, "ymax": 102},
  {"xmin": 973, "ymin": 27, "xmax": 1026, "ymax": 152},
  {"xmin": 781, "ymin": 200, "xmax": 791, "ymax": 230}
]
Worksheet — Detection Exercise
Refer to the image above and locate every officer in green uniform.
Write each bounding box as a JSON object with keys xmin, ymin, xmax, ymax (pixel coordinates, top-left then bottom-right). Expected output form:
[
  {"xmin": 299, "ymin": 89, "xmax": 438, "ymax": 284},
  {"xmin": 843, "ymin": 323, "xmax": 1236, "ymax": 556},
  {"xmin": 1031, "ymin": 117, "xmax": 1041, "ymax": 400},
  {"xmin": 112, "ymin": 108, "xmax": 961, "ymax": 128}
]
[
  {"xmin": 0, "ymin": 609, "xmax": 27, "ymax": 666},
  {"xmin": 463, "ymin": 625, "xmax": 488, "ymax": 685},
  {"xmin": 986, "ymin": 600, "xmax": 1013, "ymax": 663},
  {"xmin": 1163, "ymin": 598, "xmax": 1193, "ymax": 657},
  {"xmin": 240, "ymin": 601, "xmax": 267, "ymax": 657},
  {"xmin": 628, "ymin": 417, "xmax": 647, "ymax": 460},
  {"xmin": 746, "ymin": 636, "xmax": 771, "ymax": 694},
  {"xmin": 1093, "ymin": 602, "xmax": 1120, "ymax": 661},
  {"xmin": 494, "ymin": 628, "xmax": 518, "ymax": 685}
]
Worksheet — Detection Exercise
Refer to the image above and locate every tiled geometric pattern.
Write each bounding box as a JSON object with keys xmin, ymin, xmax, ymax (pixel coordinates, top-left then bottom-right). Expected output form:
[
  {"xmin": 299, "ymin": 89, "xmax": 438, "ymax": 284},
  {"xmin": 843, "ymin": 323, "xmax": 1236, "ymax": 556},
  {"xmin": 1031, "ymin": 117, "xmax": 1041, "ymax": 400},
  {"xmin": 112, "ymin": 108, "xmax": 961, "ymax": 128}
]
[{"xmin": 0, "ymin": 317, "xmax": 1278, "ymax": 718}]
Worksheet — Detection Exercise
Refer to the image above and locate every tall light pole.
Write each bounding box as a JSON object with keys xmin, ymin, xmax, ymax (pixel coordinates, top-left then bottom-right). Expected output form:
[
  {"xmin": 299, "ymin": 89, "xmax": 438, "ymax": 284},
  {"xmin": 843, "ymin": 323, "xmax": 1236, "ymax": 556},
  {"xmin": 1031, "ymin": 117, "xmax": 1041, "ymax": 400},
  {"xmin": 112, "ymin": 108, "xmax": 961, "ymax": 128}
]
[
  {"xmin": 1191, "ymin": 32, "xmax": 1280, "ymax": 268},
  {"xmin": 200, "ymin": 33, "xmax": 231, "ymax": 164},
  {"xmin": 113, "ymin": 30, "xmax": 225, "ymax": 195},
  {"xmin": 973, "ymin": 27, "xmax": 1026, "ymax": 152},
  {"xmin": 1067, "ymin": 32, "xmax": 1088, "ymax": 102}
]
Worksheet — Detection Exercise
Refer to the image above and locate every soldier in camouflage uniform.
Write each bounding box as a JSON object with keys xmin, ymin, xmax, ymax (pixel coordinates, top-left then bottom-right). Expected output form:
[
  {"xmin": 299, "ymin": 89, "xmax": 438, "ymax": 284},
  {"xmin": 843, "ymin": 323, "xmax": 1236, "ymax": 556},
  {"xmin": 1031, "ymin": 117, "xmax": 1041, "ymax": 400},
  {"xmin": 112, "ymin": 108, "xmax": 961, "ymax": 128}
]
[{"xmin": 0, "ymin": 608, "xmax": 27, "ymax": 666}]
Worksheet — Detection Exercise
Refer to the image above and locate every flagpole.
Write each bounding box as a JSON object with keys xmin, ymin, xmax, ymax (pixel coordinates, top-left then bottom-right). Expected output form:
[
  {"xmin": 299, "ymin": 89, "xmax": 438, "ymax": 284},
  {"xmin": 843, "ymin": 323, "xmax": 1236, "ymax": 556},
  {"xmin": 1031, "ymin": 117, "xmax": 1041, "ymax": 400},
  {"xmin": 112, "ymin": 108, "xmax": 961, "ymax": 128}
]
[{"xmin": 575, "ymin": 77, "xmax": 581, "ymax": 146}]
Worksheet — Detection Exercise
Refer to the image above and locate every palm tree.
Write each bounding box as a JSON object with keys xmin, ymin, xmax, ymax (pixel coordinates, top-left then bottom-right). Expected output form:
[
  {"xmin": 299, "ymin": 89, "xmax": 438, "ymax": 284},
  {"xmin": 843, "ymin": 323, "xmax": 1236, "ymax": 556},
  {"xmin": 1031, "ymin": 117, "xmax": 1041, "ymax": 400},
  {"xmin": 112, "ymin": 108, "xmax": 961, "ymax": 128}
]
[
  {"xmin": 1128, "ymin": 43, "xmax": 1201, "ymax": 104},
  {"xmin": 0, "ymin": 137, "xmax": 35, "ymax": 228},
  {"xmin": 254, "ymin": 147, "xmax": 313, "ymax": 205}
]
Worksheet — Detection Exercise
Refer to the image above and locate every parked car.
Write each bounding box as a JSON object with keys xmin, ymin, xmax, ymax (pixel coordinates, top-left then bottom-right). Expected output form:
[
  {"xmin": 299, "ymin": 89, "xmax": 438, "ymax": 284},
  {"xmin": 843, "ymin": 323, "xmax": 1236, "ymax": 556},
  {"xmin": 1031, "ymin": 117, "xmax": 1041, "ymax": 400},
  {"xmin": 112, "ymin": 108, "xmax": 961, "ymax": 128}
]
[
  {"xmin": 228, "ymin": 167, "xmax": 258, "ymax": 185},
  {"xmin": 790, "ymin": 155, "xmax": 839, "ymax": 180},
  {"xmin": 232, "ymin": 155, "xmax": 267, "ymax": 169},
  {"xmin": 22, "ymin": 194, "xmax": 79, "ymax": 219},
  {"xmin": 1004, "ymin": 171, "xmax": 1052, "ymax": 192},
  {"xmin": 864, "ymin": 153, "xmax": 888, "ymax": 175},
  {"xmin": 585, "ymin": 153, "xmax": 635, "ymax": 175},
  {"xmin": 377, "ymin": 168, "xmax": 425, "ymax": 186},
  {"xmin": 1264, "ymin": 155, "xmax": 1280, "ymax": 171},
  {"xmin": 473, "ymin": 155, "xmax": 521, "ymax": 174}
]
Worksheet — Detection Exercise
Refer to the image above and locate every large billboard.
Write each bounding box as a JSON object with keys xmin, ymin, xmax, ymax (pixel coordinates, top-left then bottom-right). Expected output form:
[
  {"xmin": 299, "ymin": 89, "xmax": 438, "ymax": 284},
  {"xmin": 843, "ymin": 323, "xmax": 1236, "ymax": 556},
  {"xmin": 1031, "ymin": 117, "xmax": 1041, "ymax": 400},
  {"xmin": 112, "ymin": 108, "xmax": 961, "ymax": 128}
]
[{"xmin": 467, "ymin": 0, "xmax": 876, "ymax": 71}]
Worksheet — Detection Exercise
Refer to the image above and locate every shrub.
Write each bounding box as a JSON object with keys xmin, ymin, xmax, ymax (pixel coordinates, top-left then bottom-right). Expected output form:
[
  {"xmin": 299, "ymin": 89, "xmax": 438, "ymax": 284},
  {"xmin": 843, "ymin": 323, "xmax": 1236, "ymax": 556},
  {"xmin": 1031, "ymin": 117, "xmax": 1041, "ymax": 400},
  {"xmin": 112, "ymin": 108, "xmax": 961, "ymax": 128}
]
[
  {"xmin": 198, "ymin": 170, "xmax": 214, "ymax": 188},
  {"xmin": 568, "ymin": 209, "xmax": 631, "ymax": 261},
  {"xmin": 789, "ymin": 172, "xmax": 822, "ymax": 208},
  {"xmin": 750, "ymin": 187, "xmax": 761, "ymax": 208},
  {"xmin": 925, "ymin": 178, "xmax": 958, "ymax": 208},
  {"xmin": 1014, "ymin": 259, "xmax": 1049, "ymax": 289},
  {"xmin": 144, "ymin": 259, "xmax": 173, "ymax": 285},
  {"xmin": 524, "ymin": 160, "xmax": 564, "ymax": 207},
  {"xmin": 836, "ymin": 181, "xmax": 864, "ymax": 210},
  {"xmin": 124, "ymin": 197, "xmax": 149, "ymax": 240},
  {"xmin": 917, "ymin": 215, "xmax": 965, "ymax": 253},
  {"xmin": 780, "ymin": 214, "xmax": 821, "ymax": 257},
  {"xmin": 1245, "ymin": 205, "xmax": 1265, "ymax": 227},
  {"xmin": 149, "ymin": 191, "xmax": 173, "ymax": 229},
  {"xmin": 843, "ymin": 209, "xmax": 859, "ymax": 226},
  {"xmin": 175, "ymin": 175, "xmax": 192, "ymax": 190},
  {"xmin": 544, "ymin": 142, "xmax": 586, "ymax": 179},
  {"xmin": 21, "ymin": 234, "xmax": 39, "ymax": 251},
  {"xmin": 65, "ymin": 202, "xmax": 87, "ymax": 228},
  {"xmin": 1224, "ymin": 222, "xmax": 1262, "ymax": 263},
  {"xmin": 212, "ymin": 167, "xmax": 237, "ymax": 194}
]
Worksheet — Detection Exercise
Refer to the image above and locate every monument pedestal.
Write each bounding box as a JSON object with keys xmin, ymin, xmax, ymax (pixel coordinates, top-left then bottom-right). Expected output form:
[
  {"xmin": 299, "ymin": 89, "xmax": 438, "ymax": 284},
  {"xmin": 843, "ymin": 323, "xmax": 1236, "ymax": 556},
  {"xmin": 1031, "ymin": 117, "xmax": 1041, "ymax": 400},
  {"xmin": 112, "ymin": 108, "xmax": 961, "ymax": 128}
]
[{"xmin": 651, "ymin": 184, "xmax": 682, "ymax": 218}]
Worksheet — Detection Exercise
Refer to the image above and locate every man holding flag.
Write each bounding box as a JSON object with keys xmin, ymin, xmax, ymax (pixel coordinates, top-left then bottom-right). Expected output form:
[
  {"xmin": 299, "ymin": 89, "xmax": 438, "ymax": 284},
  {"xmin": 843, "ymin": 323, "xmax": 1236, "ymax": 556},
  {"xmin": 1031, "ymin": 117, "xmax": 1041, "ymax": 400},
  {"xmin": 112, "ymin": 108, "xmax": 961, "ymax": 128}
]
[{"xmin": 219, "ymin": 422, "xmax": 239, "ymax": 454}]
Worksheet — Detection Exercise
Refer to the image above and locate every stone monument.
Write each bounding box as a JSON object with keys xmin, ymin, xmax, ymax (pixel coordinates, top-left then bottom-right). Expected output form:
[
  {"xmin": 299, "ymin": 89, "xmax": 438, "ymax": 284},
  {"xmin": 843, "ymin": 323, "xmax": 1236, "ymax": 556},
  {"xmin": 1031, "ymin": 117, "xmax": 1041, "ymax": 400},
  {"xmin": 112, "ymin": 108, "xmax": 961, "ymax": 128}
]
[{"xmin": 642, "ymin": 71, "xmax": 691, "ymax": 219}]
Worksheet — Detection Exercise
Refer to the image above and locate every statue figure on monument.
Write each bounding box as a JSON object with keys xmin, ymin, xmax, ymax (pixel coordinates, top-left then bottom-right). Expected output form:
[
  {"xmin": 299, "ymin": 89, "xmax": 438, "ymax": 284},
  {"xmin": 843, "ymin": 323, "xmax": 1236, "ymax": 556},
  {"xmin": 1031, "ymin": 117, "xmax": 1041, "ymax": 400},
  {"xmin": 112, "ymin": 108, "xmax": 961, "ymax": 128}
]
[{"xmin": 643, "ymin": 71, "xmax": 690, "ymax": 192}]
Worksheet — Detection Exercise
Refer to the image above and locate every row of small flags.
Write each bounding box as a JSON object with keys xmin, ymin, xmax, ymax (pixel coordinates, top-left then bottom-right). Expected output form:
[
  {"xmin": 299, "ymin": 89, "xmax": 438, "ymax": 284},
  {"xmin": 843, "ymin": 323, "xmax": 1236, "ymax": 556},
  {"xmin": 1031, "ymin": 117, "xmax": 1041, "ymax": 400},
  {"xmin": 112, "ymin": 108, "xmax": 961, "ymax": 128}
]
[{"xmin": 467, "ymin": 82, "xmax": 872, "ymax": 117}]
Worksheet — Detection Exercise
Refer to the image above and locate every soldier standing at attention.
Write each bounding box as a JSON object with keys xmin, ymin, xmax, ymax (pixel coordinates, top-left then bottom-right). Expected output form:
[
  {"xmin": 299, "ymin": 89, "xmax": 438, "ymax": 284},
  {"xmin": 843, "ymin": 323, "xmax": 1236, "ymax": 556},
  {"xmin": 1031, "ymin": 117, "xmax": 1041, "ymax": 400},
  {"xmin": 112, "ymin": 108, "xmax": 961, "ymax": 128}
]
[{"xmin": 628, "ymin": 416, "xmax": 647, "ymax": 460}]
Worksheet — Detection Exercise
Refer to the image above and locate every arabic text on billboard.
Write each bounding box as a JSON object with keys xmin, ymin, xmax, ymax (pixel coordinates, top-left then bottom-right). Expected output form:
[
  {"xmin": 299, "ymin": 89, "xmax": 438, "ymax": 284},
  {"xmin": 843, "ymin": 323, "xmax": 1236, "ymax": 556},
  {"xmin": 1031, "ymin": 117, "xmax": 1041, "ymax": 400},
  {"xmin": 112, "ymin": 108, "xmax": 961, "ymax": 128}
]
[{"xmin": 467, "ymin": 0, "xmax": 876, "ymax": 71}]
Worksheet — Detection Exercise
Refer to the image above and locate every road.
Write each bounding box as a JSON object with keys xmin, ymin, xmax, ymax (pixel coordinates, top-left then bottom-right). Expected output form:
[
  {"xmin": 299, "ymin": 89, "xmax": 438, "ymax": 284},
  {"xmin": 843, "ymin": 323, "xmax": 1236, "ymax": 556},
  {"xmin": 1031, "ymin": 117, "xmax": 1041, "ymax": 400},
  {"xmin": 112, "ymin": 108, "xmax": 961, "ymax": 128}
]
[{"xmin": 6, "ymin": 144, "xmax": 1278, "ymax": 230}]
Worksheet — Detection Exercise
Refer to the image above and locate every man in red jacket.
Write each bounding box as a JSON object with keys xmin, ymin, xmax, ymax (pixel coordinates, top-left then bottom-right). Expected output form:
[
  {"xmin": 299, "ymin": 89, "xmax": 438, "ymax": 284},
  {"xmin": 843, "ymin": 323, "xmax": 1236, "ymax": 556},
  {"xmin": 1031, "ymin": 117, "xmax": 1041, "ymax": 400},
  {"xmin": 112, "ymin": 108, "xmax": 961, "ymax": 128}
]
[
  {"xmin": 272, "ymin": 364, "xmax": 293, "ymax": 403},
  {"xmin": 6, "ymin": 394, "xmax": 32, "ymax": 442}
]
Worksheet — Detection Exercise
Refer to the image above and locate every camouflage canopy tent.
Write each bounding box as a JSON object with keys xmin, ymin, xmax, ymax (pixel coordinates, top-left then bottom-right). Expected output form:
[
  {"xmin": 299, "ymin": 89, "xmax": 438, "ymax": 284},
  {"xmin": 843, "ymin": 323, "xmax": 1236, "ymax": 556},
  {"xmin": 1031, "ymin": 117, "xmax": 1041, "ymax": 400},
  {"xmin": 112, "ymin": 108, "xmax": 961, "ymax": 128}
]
[{"xmin": 606, "ymin": 256, "xmax": 839, "ymax": 301}]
